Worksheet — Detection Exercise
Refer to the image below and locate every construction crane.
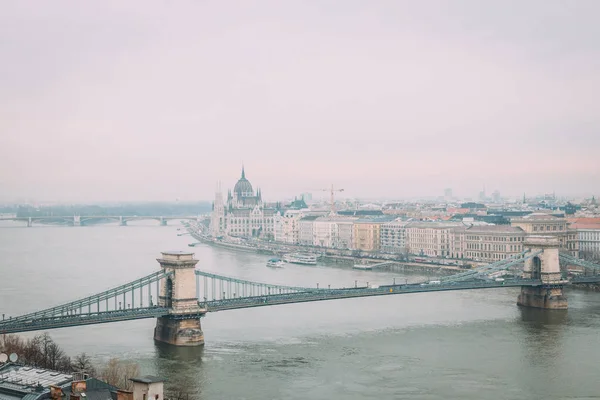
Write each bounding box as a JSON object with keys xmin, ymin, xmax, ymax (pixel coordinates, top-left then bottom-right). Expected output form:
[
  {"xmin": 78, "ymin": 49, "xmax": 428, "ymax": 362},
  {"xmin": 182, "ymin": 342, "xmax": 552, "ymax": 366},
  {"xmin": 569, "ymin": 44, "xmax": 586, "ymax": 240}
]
[{"xmin": 311, "ymin": 184, "xmax": 344, "ymax": 215}]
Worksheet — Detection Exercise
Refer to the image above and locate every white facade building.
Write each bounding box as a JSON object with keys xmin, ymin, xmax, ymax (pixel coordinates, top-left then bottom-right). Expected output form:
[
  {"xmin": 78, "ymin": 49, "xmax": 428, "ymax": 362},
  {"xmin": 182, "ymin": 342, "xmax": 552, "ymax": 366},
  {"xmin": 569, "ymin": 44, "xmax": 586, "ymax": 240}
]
[
  {"xmin": 274, "ymin": 209, "xmax": 305, "ymax": 244},
  {"xmin": 380, "ymin": 220, "xmax": 409, "ymax": 253},
  {"xmin": 209, "ymin": 167, "xmax": 279, "ymax": 239},
  {"xmin": 336, "ymin": 219, "xmax": 355, "ymax": 249},
  {"xmin": 579, "ymin": 228, "xmax": 600, "ymax": 255},
  {"xmin": 299, "ymin": 216, "xmax": 318, "ymax": 245}
]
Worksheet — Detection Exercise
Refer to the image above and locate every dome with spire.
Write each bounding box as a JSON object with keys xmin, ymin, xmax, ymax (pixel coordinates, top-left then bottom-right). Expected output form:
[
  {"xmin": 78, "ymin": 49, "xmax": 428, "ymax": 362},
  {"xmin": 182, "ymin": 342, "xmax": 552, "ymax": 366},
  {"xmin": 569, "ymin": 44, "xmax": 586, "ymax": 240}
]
[{"xmin": 233, "ymin": 166, "xmax": 254, "ymax": 198}]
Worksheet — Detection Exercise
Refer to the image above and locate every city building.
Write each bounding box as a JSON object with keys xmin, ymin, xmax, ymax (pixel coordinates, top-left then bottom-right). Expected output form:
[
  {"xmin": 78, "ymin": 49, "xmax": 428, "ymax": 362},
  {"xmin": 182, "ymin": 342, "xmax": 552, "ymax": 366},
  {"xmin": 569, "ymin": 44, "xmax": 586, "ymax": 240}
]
[
  {"xmin": 351, "ymin": 217, "xmax": 394, "ymax": 252},
  {"xmin": 510, "ymin": 213, "xmax": 578, "ymax": 256},
  {"xmin": 444, "ymin": 188, "xmax": 453, "ymax": 201},
  {"xmin": 448, "ymin": 225, "xmax": 466, "ymax": 259},
  {"xmin": 405, "ymin": 222, "xmax": 463, "ymax": 257},
  {"xmin": 336, "ymin": 219, "xmax": 355, "ymax": 249},
  {"xmin": 299, "ymin": 215, "xmax": 319, "ymax": 245},
  {"xmin": 352, "ymin": 219, "xmax": 382, "ymax": 252},
  {"xmin": 380, "ymin": 220, "xmax": 410, "ymax": 253},
  {"xmin": 568, "ymin": 218, "xmax": 600, "ymax": 259},
  {"xmin": 272, "ymin": 198, "xmax": 309, "ymax": 244},
  {"xmin": 130, "ymin": 376, "xmax": 165, "ymax": 400},
  {"xmin": 492, "ymin": 190, "xmax": 501, "ymax": 203},
  {"xmin": 210, "ymin": 167, "xmax": 280, "ymax": 239},
  {"xmin": 463, "ymin": 225, "xmax": 526, "ymax": 262},
  {"xmin": 310, "ymin": 216, "xmax": 357, "ymax": 248},
  {"xmin": 274, "ymin": 209, "xmax": 304, "ymax": 244}
]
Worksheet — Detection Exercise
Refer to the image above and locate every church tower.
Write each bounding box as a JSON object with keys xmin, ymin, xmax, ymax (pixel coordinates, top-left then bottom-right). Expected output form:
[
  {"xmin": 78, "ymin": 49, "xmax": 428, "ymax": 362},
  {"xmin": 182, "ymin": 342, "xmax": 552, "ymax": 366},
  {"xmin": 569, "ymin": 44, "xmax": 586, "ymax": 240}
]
[{"xmin": 210, "ymin": 181, "xmax": 225, "ymax": 237}]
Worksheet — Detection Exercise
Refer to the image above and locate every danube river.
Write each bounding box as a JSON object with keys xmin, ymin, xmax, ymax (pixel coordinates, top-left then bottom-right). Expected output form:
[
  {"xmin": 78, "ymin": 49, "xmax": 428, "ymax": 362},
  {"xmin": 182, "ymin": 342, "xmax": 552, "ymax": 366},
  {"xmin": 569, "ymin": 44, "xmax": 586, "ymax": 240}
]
[{"xmin": 2, "ymin": 223, "xmax": 600, "ymax": 399}]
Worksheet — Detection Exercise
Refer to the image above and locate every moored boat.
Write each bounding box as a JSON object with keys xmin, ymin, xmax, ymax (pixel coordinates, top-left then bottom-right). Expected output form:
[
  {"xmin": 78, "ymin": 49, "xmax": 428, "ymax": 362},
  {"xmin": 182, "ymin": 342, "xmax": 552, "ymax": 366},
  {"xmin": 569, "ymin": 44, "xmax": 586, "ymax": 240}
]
[
  {"xmin": 282, "ymin": 252, "xmax": 318, "ymax": 265},
  {"xmin": 266, "ymin": 258, "xmax": 285, "ymax": 268}
]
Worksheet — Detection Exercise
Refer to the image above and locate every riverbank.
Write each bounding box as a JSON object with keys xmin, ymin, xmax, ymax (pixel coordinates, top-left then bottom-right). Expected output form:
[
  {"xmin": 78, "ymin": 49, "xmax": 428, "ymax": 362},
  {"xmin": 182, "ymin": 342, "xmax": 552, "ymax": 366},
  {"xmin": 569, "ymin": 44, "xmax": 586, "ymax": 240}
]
[{"xmin": 185, "ymin": 226, "xmax": 461, "ymax": 274}]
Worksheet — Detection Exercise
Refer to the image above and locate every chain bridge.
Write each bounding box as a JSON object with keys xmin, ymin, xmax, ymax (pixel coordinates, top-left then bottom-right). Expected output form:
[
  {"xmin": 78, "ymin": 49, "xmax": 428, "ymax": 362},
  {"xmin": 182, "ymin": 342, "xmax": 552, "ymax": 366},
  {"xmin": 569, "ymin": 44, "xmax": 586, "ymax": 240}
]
[{"xmin": 1, "ymin": 235, "xmax": 599, "ymax": 346}]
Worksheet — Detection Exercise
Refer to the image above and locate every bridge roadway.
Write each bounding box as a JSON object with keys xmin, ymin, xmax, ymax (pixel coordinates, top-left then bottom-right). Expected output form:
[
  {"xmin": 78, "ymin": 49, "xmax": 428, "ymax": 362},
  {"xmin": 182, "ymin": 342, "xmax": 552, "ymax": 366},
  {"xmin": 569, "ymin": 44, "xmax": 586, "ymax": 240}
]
[
  {"xmin": 0, "ymin": 307, "xmax": 171, "ymax": 334},
  {"xmin": 202, "ymin": 278, "xmax": 544, "ymax": 311},
  {"xmin": 0, "ymin": 278, "xmax": 547, "ymax": 334}
]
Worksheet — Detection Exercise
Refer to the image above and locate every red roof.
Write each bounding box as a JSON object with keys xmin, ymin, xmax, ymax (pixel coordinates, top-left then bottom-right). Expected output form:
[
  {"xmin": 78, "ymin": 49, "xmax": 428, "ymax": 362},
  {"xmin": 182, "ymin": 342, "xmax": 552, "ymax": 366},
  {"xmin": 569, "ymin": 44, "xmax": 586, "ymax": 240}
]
[{"xmin": 568, "ymin": 218, "xmax": 600, "ymax": 230}]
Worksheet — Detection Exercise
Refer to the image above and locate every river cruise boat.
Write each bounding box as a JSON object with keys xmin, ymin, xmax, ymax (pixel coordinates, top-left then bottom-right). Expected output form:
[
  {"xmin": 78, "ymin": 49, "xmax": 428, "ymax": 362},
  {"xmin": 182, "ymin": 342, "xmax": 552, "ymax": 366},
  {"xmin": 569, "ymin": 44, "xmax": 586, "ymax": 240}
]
[
  {"xmin": 282, "ymin": 252, "xmax": 318, "ymax": 265},
  {"xmin": 266, "ymin": 258, "xmax": 285, "ymax": 268}
]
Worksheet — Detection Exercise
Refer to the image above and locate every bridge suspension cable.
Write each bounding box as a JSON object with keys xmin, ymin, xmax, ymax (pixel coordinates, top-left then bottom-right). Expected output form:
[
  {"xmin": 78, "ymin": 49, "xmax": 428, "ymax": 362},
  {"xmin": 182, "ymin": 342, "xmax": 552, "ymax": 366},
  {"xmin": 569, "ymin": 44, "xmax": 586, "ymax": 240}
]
[
  {"xmin": 559, "ymin": 253, "xmax": 600, "ymax": 272},
  {"xmin": 194, "ymin": 270, "xmax": 321, "ymax": 303},
  {"xmin": 439, "ymin": 250, "xmax": 540, "ymax": 283},
  {"xmin": 0, "ymin": 270, "xmax": 172, "ymax": 327}
]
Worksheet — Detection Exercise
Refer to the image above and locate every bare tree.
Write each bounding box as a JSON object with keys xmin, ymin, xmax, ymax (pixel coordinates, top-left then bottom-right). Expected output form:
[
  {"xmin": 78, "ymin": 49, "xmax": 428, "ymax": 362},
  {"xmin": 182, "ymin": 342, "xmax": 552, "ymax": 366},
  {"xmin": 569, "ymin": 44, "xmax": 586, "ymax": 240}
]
[
  {"xmin": 73, "ymin": 353, "xmax": 97, "ymax": 376},
  {"xmin": 1, "ymin": 333, "xmax": 72, "ymax": 372},
  {"xmin": 100, "ymin": 358, "xmax": 140, "ymax": 390},
  {"xmin": 0, "ymin": 334, "xmax": 25, "ymax": 354}
]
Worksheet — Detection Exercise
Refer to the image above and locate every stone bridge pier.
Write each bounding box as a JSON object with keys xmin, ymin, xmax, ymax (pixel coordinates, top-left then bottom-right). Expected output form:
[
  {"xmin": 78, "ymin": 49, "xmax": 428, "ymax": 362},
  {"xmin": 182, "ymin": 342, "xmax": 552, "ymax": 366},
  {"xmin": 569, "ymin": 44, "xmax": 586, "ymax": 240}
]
[
  {"xmin": 154, "ymin": 251, "xmax": 206, "ymax": 346},
  {"xmin": 518, "ymin": 236, "xmax": 568, "ymax": 309}
]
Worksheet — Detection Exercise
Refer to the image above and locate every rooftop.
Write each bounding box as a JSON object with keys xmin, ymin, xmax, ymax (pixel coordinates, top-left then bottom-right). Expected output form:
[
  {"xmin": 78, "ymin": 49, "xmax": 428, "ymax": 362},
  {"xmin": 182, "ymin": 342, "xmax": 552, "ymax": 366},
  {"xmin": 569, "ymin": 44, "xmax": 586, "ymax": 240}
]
[
  {"xmin": 405, "ymin": 221, "xmax": 463, "ymax": 229},
  {"xmin": 130, "ymin": 375, "xmax": 164, "ymax": 384},
  {"xmin": 354, "ymin": 216, "xmax": 397, "ymax": 224},
  {"xmin": 514, "ymin": 213, "xmax": 561, "ymax": 221},
  {"xmin": 465, "ymin": 225, "xmax": 525, "ymax": 233},
  {"xmin": 569, "ymin": 223, "xmax": 600, "ymax": 230},
  {"xmin": 0, "ymin": 364, "xmax": 72, "ymax": 398},
  {"xmin": 300, "ymin": 216, "xmax": 320, "ymax": 221}
]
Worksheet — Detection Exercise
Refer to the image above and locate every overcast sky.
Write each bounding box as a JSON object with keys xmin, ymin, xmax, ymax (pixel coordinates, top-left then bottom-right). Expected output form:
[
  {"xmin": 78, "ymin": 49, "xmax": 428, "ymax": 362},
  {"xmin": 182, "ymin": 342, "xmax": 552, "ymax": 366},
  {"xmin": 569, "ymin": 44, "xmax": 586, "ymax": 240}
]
[{"xmin": 1, "ymin": 0, "xmax": 599, "ymax": 203}]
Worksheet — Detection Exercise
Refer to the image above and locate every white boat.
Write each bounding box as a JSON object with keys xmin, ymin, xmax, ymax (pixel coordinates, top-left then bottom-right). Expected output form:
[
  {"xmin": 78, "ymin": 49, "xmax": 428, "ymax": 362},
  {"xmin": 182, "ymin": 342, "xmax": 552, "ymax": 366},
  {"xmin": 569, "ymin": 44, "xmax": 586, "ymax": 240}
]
[
  {"xmin": 282, "ymin": 252, "xmax": 318, "ymax": 265},
  {"xmin": 266, "ymin": 258, "xmax": 285, "ymax": 268}
]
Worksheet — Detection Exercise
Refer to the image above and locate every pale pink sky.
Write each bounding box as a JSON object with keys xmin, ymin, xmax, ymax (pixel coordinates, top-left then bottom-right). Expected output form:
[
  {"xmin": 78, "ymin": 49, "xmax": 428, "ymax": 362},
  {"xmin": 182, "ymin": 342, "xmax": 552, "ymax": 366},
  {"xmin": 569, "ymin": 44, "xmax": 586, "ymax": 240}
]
[{"xmin": 1, "ymin": 1, "xmax": 599, "ymax": 202}]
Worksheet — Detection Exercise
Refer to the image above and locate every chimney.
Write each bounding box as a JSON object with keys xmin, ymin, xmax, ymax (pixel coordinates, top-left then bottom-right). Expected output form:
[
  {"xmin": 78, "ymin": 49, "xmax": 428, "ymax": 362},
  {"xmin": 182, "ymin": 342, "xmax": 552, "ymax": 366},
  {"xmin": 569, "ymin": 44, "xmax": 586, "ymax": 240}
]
[
  {"xmin": 71, "ymin": 380, "xmax": 87, "ymax": 394},
  {"xmin": 50, "ymin": 385, "xmax": 63, "ymax": 399},
  {"xmin": 116, "ymin": 390, "xmax": 134, "ymax": 400},
  {"xmin": 69, "ymin": 380, "xmax": 87, "ymax": 399}
]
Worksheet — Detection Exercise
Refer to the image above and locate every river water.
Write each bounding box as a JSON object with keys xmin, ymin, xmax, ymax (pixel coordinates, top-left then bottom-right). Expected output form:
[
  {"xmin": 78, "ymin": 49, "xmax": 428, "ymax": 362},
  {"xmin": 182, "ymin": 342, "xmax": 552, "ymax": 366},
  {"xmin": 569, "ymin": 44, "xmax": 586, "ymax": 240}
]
[{"xmin": 1, "ymin": 223, "xmax": 600, "ymax": 399}]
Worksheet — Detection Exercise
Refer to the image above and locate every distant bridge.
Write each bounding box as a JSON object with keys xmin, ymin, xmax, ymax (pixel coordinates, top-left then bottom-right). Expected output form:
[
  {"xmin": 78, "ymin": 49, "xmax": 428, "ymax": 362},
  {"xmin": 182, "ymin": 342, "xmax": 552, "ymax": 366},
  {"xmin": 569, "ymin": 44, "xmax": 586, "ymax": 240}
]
[
  {"xmin": 0, "ymin": 215, "xmax": 208, "ymax": 227},
  {"xmin": 1, "ymin": 236, "xmax": 600, "ymax": 346}
]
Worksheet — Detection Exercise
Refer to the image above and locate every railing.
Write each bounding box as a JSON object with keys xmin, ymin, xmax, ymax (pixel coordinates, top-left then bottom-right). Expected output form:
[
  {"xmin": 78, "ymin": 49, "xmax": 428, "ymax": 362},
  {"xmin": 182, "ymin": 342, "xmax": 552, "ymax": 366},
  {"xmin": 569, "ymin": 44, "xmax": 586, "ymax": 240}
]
[
  {"xmin": 201, "ymin": 278, "xmax": 543, "ymax": 312},
  {"xmin": 0, "ymin": 307, "xmax": 170, "ymax": 334},
  {"xmin": 0, "ymin": 271, "xmax": 172, "ymax": 326}
]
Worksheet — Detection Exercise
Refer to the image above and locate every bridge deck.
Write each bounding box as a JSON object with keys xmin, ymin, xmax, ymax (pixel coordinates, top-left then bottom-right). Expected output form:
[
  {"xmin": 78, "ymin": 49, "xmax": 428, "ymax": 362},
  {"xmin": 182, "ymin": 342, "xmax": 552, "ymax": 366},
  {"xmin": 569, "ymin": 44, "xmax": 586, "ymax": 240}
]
[
  {"xmin": 3, "ymin": 275, "xmax": 594, "ymax": 334},
  {"xmin": 203, "ymin": 279, "xmax": 542, "ymax": 312},
  {"xmin": 0, "ymin": 307, "xmax": 171, "ymax": 334}
]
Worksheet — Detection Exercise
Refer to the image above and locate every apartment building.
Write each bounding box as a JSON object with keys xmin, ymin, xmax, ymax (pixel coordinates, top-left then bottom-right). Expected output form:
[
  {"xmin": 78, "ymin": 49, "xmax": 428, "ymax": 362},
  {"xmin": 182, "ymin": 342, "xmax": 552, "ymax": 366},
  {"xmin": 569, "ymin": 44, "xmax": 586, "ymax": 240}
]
[
  {"xmin": 313, "ymin": 217, "xmax": 338, "ymax": 247},
  {"xmin": 568, "ymin": 218, "xmax": 600, "ymax": 258},
  {"xmin": 298, "ymin": 216, "xmax": 319, "ymax": 245},
  {"xmin": 405, "ymin": 222, "xmax": 462, "ymax": 257},
  {"xmin": 352, "ymin": 219, "xmax": 383, "ymax": 251},
  {"xmin": 464, "ymin": 225, "xmax": 526, "ymax": 262},
  {"xmin": 335, "ymin": 218, "xmax": 355, "ymax": 249},
  {"xmin": 274, "ymin": 209, "xmax": 304, "ymax": 244},
  {"xmin": 380, "ymin": 220, "xmax": 409, "ymax": 253}
]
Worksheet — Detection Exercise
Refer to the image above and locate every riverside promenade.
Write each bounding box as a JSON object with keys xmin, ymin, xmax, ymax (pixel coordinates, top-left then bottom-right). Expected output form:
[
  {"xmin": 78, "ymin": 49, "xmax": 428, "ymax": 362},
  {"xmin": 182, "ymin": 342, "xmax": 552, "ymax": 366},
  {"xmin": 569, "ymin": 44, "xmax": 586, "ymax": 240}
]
[{"xmin": 184, "ymin": 222, "xmax": 463, "ymax": 273}]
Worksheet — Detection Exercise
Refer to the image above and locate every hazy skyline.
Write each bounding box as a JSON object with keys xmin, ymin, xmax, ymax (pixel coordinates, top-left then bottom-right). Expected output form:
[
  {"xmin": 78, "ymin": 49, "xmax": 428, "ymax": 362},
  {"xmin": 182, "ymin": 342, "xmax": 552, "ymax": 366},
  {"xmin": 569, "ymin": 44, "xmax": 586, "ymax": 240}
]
[{"xmin": 1, "ymin": 1, "xmax": 599, "ymax": 202}]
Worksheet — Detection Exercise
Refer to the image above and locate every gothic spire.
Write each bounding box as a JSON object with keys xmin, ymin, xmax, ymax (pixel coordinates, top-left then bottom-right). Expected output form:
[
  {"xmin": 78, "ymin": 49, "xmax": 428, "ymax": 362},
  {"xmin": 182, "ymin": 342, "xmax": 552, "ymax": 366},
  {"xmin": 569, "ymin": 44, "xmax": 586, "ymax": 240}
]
[{"xmin": 241, "ymin": 164, "xmax": 246, "ymax": 179}]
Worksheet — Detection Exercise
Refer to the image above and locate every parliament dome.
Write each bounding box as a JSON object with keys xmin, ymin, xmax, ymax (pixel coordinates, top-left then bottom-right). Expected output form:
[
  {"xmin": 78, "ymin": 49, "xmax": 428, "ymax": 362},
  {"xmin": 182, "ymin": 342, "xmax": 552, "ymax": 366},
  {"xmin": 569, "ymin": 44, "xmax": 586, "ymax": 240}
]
[{"xmin": 234, "ymin": 167, "xmax": 254, "ymax": 197}]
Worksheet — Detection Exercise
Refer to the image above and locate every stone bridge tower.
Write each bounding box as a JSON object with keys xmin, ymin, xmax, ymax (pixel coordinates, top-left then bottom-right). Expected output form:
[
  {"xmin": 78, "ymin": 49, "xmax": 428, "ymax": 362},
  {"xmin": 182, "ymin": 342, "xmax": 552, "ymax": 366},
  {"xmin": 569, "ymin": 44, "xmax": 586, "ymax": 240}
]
[
  {"xmin": 154, "ymin": 251, "xmax": 206, "ymax": 346},
  {"xmin": 518, "ymin": 236, "xmax": 568, "ymax": 309}
]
